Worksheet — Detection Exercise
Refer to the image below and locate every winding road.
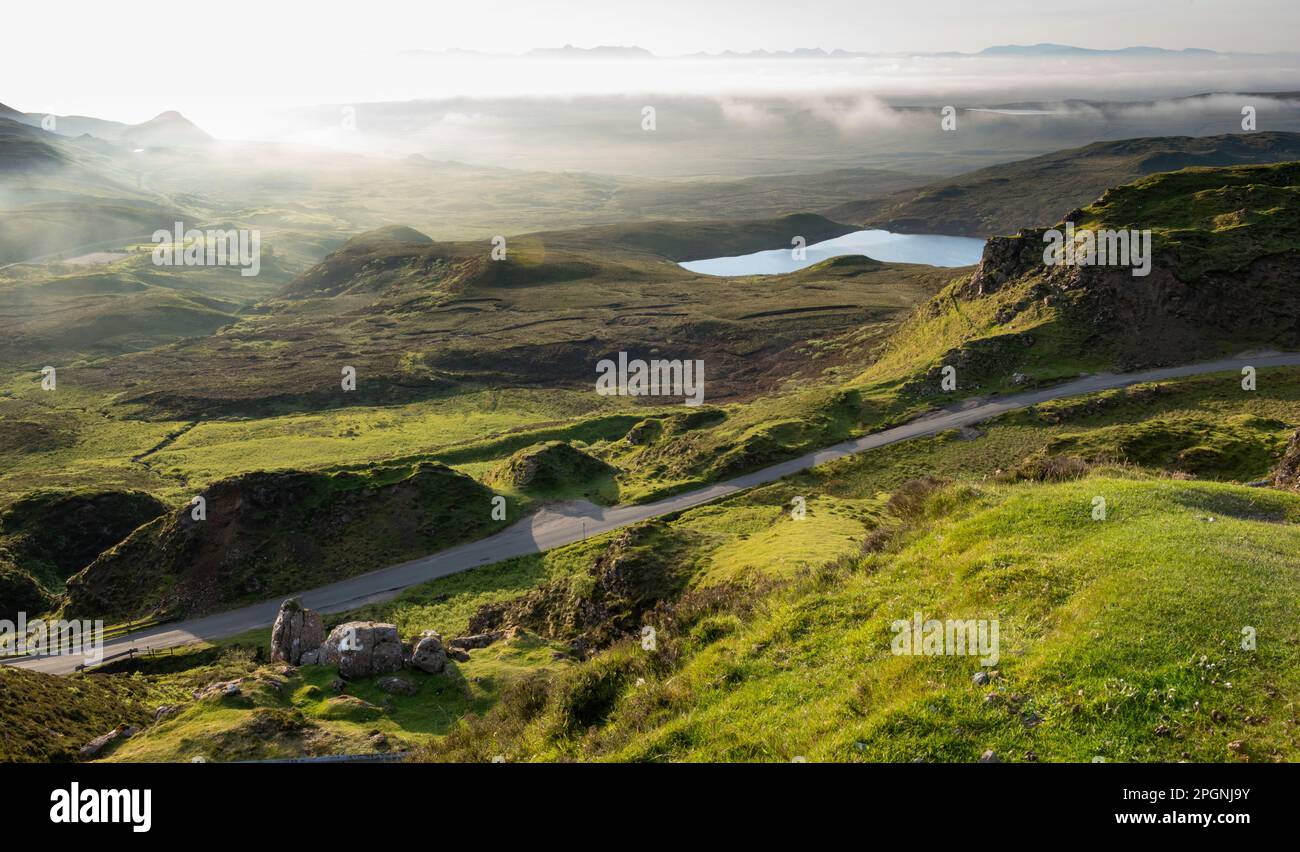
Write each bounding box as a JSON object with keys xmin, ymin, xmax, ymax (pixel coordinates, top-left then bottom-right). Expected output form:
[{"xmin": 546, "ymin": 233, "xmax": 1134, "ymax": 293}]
[{"xmin": 9, "ymin": 352, "xmax": 1300, "ymax": 676}]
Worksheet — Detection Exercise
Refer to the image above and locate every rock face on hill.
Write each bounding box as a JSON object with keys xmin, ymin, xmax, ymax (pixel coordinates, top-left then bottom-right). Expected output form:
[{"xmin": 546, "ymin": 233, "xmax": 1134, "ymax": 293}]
[
  {"xmin": 911, "ymin": 162, "xmax": 1300, "ymax": 380},
  {"xmin": 62, "ymin": 462, "xmax": 498, "ymax": 620}
]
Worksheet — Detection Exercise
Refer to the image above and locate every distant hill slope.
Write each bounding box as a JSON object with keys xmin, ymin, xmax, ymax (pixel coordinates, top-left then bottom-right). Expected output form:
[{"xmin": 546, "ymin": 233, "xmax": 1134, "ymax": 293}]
[
  {"xmin": 531, "ymin": 212, "xmax": 856, "ymax": 261},
  {"xmin": 0, "ymin": 117, "xmax": 198, "ymax": 265},
  {"xmin": 0, "ymin": 107, "xmax": 211, "ymax": 147},
  {"xmin": 73, "ymin": 214, "xmax": 949, "ymax": 418},
  {"xmin": 0, "ymin": 117, "xmax": 66, "ymax": 172},
  {"xmin": 828, "ymin": 131, "xmax": 1300, "ymax": 237}
]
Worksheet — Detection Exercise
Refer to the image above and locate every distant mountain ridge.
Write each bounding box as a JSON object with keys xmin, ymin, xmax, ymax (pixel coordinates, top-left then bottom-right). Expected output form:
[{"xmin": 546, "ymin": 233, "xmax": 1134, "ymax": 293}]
[
  {"xmin": 0, "ymin": 106, "xmax": 211, "ymax": 147},
  {"xmin": 978, "ymin": 43, "xmax": 1217, "ymax": 57},
  {"xmin": 526, "ymin": 44, "xmax": 654, "ymax": 59},
  {"xmin": 392, "ymin": 43, "xmax": 1233, "ymax": 60}
]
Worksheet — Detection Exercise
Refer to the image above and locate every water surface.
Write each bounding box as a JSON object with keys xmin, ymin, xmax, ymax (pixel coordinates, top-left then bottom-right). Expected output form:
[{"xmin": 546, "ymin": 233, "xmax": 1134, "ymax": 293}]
[{"xmin": 680, "ymin": 229, "xmax": 986, "ymax": 276}]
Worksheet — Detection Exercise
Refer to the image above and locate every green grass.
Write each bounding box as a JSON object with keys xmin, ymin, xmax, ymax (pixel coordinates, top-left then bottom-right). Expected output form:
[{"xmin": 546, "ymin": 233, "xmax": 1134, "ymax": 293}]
[
  {"xmin": 421, "ymin": 474, "xmax": 1300, "ymax": 763},
  {"xmin": 0, "ymin": 664, "xmax": 151, "ymax": 761},
  {"xmin": 1041, "ymin": 414, "xmax": 1290, "ymax": 480},
  {"xmin": 23, "ymin": 366, "xmax": 1300, "ymax": 763}
]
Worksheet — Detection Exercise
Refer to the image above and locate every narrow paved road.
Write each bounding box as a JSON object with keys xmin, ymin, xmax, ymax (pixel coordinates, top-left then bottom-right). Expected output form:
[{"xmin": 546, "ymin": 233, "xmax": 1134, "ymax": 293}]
[{"xmin": 10, "ymin": 352, "xmax": 1299, "ymax": 675}]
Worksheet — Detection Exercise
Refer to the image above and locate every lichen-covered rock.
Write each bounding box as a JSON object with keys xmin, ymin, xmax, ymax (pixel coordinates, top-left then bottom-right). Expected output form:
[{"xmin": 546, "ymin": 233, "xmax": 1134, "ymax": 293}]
[
  {"xmin": 319, "ymin": 621, "xmax": 404, "ymax": 679},
  {"xmin": 409, "ymin": 631, "xmax": 448, "ymax": 674}
]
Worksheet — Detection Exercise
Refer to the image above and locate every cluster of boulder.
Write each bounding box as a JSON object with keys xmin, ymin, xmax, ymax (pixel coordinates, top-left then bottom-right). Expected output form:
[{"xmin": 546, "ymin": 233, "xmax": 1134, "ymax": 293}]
[{"xmin": 269, "ymin": 598, "xmax": 502, "ymax": 680}]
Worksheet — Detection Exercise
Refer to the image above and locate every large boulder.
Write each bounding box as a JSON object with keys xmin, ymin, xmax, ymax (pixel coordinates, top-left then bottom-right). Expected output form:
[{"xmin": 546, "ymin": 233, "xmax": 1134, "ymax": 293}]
[
  {"xmin": 409, "ymin": 631, "xmax": 448, "ymax": 674},
  {"xmin": 315, "ymin": 621, "xmax": 404, "ymax": 679},
  {"xmin": 269, "ymin": 598, "xmax": 324, "ymax": 665}
]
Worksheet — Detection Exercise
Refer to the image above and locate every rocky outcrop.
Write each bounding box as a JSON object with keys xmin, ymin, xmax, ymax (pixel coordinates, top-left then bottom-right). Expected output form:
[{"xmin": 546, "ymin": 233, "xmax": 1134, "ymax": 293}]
[
  {"xmin": 962, "ymin": 229, "xmax": 1048, "ymax": 298},
  {"xmin": 193, "ymin": 680, "xmax": 243, "ymax": 700},
  {"xmin": 305, "ymin": 621, "xmax": 404, "ymax": 679},
  {"xmin": 376, "ymin": 676, "xmax": 417, "ymax": 696},
  {"xmin": 269, "ymin": 598, "xmax": 325, "ymax": 665}
]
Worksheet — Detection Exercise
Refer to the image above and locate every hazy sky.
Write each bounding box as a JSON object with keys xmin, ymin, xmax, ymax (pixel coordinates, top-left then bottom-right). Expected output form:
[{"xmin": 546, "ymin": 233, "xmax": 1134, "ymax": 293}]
[{"xmin": 4, "ymin": 0, "xmax": 1298, "ymax": 126}]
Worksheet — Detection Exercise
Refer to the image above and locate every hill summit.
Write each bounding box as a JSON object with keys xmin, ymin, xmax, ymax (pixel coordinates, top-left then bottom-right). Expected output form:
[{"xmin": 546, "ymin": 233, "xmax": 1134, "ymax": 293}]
[{"xmin": 120, "ymin": 110, "xmax": 212, "ymax": 147}]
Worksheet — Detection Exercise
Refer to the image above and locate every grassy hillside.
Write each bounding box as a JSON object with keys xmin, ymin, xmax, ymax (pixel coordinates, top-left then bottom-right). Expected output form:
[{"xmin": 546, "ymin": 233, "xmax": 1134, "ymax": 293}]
[
  {"xmin": 0, "ymin": 489, "xmax": 165, "ymax": 618},
  {"xmin": 0, "ymin": 665, "xmax": 150, "ymax": 762},
  {"xmin": 4, "ymin": 136, "xmax": 1300, "ymax": 766},
  {"xmin": 852, "ymin": 161, "xmax": 1300, "ymax": 398},
  {"xmin": 62, "ymin": 461, "xmax": 513, "ymax": 620},
  {"xmin": 418, "ymin": 474, "xmax": 1300, "ymax": 763}
]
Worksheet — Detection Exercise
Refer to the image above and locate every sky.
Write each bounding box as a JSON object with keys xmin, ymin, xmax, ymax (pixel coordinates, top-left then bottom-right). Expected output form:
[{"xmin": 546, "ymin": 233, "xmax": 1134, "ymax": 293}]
[{"xmin": 3, "ymin": 0, "xmax": 1299, "ymax": 127}]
